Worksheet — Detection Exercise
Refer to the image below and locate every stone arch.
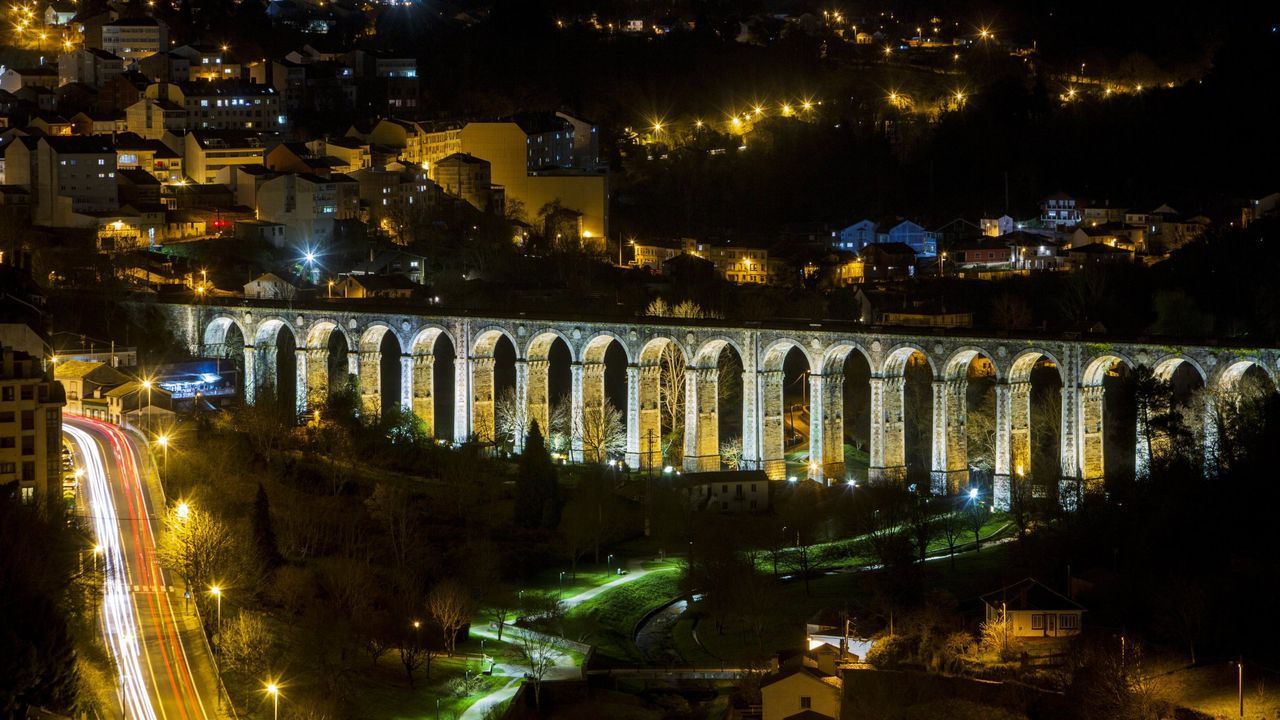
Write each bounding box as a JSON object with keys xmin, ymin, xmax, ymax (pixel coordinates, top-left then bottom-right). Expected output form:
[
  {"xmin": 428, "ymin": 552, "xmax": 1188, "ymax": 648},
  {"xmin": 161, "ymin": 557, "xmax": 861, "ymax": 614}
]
[
  {"xmin": 821, "ymin": 343, "xmax": 872, "ymax": 376},
  {"xmin": 298, "ymin": 319, "xmax": 356, "ymax": 413},
  {"xmin": 406, "ymin": 325, "xmax": 453, "ymax": 436},
  {"xmin": 1007, "ymin": 348, "xmax": 1064, "ymax": 384},
  {"xmin": 681, "ymin": 337, "xmax": 747, "ymax": 473},
  {"xmin": 1152, "ymin": 354, "xmax": 1207, "ymax": 384},
  {"xmin": 761, "ymin": 338, "xmax": 812, "ymax": 373},
  {"xmin": 1079, "ymin": 351, "xmax": 1137, "ymax": 492},
  {"xmin": 881, "ymin": 342, "xmax": 935, "ymax": 378},
  {"xmin": 581, "ymin": 331, "xmax": 632, "ymax": 365},
  {"xmin": 692, "ymin": 336, "xmax": 745, "ymax": 368},
  {"xmin": 933, "ymin": 347, "xmax": 1000, "ymax": 495},
  {"xmin": 636, "ymin": 336, "xmax": 688, "ymax": 469},
  {"xmin": 202, "ymin": 315, "xmax": 247, "ymax": 353},
  {"xmin": 526, "ymin": 329, "xmax": 578, "ymax": 364},
  {"xmin": 1213, "ymin": 357, "xmax": 1274, "ymax": 393},
  {"xmin": 350, "ymin": 322, "xmax": 407, "ymax": 419},
  {"xmin": 942, "ymin": 346, "xmax": 1002, "ymax": 382},
  {"xmin": 757, "ymin": 338, "xmax": 814, "ymax": 479},
  {"xmin": 305, "ymin": 319, "xmax": 354, "ymax": 352},
  {"xmin": 471, "ymin": 326, "xmax": 518, "ymax": 445},
  {"xmin": 248, "ymin": 317, "xmax": 297, "ymax": 409},
  {"xmin": 815, "ymin": 343, "xmax": 873, "ymax": 483}
]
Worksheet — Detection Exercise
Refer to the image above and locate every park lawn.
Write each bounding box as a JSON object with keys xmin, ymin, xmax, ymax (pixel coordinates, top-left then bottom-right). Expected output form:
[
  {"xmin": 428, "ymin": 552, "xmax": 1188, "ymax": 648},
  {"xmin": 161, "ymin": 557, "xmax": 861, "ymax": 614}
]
[
  {"xmin": 351, "ymin": 652, "xmax": 506, "ymax": 720},
  {"xmin": 526, "ymin": 564, "xmax": 619, "ymax": 600},
  {"xmin": 564, "ymin": 567, "xmax": 683, "ymax": 662},
  {"xmin": 670, "ymin": 616, "xmax": 723, "ymax": 667}
]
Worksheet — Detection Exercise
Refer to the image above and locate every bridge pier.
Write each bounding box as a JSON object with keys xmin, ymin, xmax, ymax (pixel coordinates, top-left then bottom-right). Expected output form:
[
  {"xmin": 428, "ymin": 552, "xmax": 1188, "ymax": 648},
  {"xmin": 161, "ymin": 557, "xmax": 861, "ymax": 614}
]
[
  {"xmin": 412, "ymin": 354, "xmax": 435, "ymax": 434},
  {"xmin": 759, "ymin": 369, "xmax": 786, "ymax": 480},
  {"xmin": 684, "ymin": 366, "xmax": 719, "ymax": 473},
  {"xmin": 625, "ymin": 365, "xmax": 641, "ymax": 468},
  {"xmin": 818, "ymin": 373, "xmax": 846, "ymax": 482},
  {"xmin": 868, "ymin": 376, "xmax": 907, "ymax": 485}
]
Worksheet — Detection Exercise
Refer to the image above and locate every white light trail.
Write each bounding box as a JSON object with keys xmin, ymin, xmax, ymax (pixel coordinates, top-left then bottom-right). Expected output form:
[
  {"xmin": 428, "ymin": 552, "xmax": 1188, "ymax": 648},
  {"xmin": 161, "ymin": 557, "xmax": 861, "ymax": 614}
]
[{"xmin": 67, "ymin": 421, "xmax": 161, "ymax": 720}]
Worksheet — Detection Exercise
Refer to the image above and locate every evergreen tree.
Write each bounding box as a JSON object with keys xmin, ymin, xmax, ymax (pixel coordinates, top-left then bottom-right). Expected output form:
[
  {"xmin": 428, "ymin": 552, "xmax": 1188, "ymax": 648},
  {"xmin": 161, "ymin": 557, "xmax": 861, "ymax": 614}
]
[
  {"xmin": 514, "ymin": 422, "xmax": 559, "ymax": 529},
  {"xmin": 251, "ymin": 483, "xmax": 281, "ymax": 569}
]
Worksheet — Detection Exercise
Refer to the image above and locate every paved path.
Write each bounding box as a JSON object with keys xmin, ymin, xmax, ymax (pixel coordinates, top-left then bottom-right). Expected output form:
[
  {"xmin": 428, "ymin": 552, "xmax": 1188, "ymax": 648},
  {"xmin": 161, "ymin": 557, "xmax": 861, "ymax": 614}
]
[
  {"xmin": 559, "ymin": 559, "xmax": 652, "ymax": 610},
  {"xmin": 459, "ymin": 626, "xmax": 580, "ymax": 720}
]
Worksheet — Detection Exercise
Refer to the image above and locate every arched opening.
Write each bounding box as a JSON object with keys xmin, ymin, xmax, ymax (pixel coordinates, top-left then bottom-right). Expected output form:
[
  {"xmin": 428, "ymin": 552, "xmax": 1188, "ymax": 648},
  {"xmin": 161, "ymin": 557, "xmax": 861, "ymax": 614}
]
[
  {"xmin": 408, "ymin": 326, "xmax": 451, "ymax": 438},
  {"xmin": 357, "ymin": 324, "xmax": 405, "ymax": 420},
  {"xmin": 638, "ymin": 337, "xmax": 688, "ymax": 470},
  {"xmin": 820, "ymin": 344, "xmax": 872, "ymax": 483},
  {"xmin": 581, "ymin": 334, "xmax": 630, "ymax": 465},
  {"xmin": 758, "ymin": 340, "xmax": 813, "ymax": 480},
  {"xmin": 202, "ymin": 317, "xmax": 246, "ymax": 400},
  {"xmin": 522, "ymin": 331, "xmax": 574, "ymax": 456},
  {"xmin": 1081, "ymin": 353, "xmax": 1136, "ymax": 495},
  {"xmin": 471, "ymin": 328, "xmax": 517, "ymax": 446},
  {"xmin": 1210, "ymin": 360, "xmax": 1277, "ymax": 472},
  {"xmin": 434, "ymin": 335, "xmax": 457, "ymax": 440},
  {"xmin": 689, "ymin": 339, "xmax": 745, "ymax": 472},
  {"xmin": 1004, "ymin": 350, "xmax": 1064, "ymax": 506},
  {"xmin": 1141, "ymin": 356, "xmax": 1208, "ymax": 476},
  {"xmin": 939, "ymin": 348, "xmax": 997, "ymax": 496},
  {"xmin": 870, "ymin": 346, "xmax": 934, "ymax": 487},
  {"xmin": 253, "ymin": 318, "xmax": 297, "ymax": 415},
  {"xmin": 301, "ymin": 320, "xmax": 354, "ymax": 414}
]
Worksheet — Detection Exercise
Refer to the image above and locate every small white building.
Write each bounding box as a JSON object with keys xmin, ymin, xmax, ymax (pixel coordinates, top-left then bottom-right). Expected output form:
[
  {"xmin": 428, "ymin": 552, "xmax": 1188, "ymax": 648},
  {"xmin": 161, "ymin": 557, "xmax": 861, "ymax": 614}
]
[
  {"xmin": 981, "ymin": 578, "xmax": 1085, "ymax": 639},
  {"xmin": 761, "ymin": 666, "xmax": 842, "ymax": 720},
  {"xmin": 244, "ymin": 272, "xmax": 298, "ymax": 300}
]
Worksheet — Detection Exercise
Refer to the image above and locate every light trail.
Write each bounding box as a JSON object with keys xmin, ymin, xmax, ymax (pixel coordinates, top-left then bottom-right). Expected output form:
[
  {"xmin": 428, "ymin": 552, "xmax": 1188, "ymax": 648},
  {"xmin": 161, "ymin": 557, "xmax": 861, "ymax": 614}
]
[{"xmin": 67, "ymin": 416, "xmax": 212, "ymax": 720}]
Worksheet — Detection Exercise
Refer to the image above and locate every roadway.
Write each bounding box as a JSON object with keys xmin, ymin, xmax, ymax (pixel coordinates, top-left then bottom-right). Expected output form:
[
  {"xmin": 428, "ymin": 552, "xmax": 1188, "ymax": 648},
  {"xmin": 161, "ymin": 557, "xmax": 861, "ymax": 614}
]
[{"xmin": 66, "ymin": 415, "xmax": 223, "ymax": 720}]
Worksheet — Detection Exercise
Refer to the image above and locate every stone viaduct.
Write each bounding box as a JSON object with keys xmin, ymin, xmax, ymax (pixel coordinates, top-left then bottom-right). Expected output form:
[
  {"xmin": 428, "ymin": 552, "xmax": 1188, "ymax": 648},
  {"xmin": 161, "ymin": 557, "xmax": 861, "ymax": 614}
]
[{"xmin": 157, "ymin": 300, "xmax": 1279, "ymax": 510}]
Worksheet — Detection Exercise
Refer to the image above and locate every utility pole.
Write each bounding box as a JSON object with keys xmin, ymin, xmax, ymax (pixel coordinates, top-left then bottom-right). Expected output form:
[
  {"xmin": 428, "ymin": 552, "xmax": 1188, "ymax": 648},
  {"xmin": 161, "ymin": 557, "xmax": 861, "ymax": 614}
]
[
  {"xmin": 644, "ymin": 428, "xmax": 655, "ymax": 537},
  {"xmin": 1238, "ymin": 656, "xmax": 1244, "ymax": 718}
]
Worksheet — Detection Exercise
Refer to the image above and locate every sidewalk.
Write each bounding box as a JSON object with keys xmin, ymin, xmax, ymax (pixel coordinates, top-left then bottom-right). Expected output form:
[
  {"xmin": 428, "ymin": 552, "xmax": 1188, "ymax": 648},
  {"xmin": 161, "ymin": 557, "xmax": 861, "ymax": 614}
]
[{"xmin": 560, "ymin": 559, "xmax": 651, "ymax": 610}]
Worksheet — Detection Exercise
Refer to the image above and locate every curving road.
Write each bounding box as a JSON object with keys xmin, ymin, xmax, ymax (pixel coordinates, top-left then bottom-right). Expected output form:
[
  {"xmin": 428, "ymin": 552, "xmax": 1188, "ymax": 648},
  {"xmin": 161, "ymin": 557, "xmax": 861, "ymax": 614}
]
[{"xmin": 67, "ymin": 415, "xmax": 222, "ymax": 720}]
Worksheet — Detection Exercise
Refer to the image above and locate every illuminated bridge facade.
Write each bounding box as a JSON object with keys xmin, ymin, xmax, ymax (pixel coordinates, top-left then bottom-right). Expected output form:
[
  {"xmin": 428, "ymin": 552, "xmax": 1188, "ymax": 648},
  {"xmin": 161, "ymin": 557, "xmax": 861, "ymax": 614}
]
[{"xmin": 159, "ymin": 301, "xmax": 1279, "ymax": 509}]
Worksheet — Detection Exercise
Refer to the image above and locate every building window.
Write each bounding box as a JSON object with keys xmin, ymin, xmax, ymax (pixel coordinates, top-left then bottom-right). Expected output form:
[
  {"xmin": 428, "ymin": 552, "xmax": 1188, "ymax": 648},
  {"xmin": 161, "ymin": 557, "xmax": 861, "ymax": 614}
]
[
  {"xmin": 800, "ymin": 697, "xmax": 812, "ymax": 709},
  {"xmin": 1059, "ymin": 614, "xmax": 1079, "ymax": 630},
  {"xmin": 1031, "ymin": 614, "xmax": 1045, "ymax": 630},
  {"xmin": 20, "ymin": 486, "xmax": 34, "ymax": 503}
]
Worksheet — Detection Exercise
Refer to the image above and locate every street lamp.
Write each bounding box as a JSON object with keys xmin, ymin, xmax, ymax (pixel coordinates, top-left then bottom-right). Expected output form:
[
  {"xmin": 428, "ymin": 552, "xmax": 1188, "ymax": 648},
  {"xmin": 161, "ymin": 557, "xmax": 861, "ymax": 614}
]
[
  {"xmin": 210, "ymin": 585, "xmax": 222, "ymax": 632},
  {"xmin": 156, "ymin": 433, "xmax": 169, "ymax": 482},
  {"xmin": 968, "ymin": 487, "xmax": 979, "ymax": 500},
  {"xmin": 264, "ymin": 682, "xmax": 280, "ymax": 720},
  {"xmin": 141, "ymin": 379, "xmax": 153, "ymax": 434},
  {"xmin": 175, "ymin": 501, "xmax": 190, "ymax": 521}
]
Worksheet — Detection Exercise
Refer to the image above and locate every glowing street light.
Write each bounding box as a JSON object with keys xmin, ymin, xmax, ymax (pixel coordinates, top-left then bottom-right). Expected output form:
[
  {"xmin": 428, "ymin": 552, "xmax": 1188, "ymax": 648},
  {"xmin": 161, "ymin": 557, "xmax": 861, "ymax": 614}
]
[
  {"xmin": 264, "ymin": 682, "xmax": 280, "ymax": 720},
  {"xmin": 968, "ymin": 487, "xmax": 979, "ymax": 500},
  {"xmin": 156, "ymin": 433, "xmax": 169, "ymax": 481},
  {"xmin": 210, "ymin": 585, "xmax": 223, "ymax": 631},
  {"xmin": 175, "ymin": 501, "xmax": 190, "ymax": 521}
]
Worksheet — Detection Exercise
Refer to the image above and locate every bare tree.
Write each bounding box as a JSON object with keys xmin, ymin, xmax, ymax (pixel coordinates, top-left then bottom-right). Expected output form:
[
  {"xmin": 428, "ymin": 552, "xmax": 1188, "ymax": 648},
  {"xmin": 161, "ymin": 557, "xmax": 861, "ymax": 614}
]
[
  {"xmin": 219, "ymin": 611, "xmax": 273, "ymax": 680},
  {"xmin": 493, "ymin": 386, "xmax": 529, "ymax": 451},
  {"xmin": 157, "ymin": 503, "xmax": 253, "ymax": 595},
  {"xmin": 516, "ymin": 625, "xmax": 564, "ymax": 710},
  {"xmin": 426, "ymin": 579, "xmax": 475, "ymax": 655},
  {"xmin": 938, "ymin": 509, "xmax": 965, "ymax": 570},
  {"xmin": 578, "ymin": 401, "xmax": 626, "ymax": 463},
  {"xmin": 720, "ymin": 436, "xmax": 744, "ymax": 470},
  {"xmin": 659, "ymin": 343, "xmax": 686, "ymax": 464},
  {"xmin": 365, "ymin": 483, "xmax": 417, "ymax": 570}
]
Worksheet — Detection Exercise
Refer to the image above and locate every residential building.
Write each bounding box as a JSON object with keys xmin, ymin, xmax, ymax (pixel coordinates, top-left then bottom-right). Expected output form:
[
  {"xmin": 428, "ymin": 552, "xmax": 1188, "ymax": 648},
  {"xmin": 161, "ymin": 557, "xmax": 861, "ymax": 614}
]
[
  {"xmin": 124, "ymin": 96, "xmax": 187, "ymax": 139},
  {"xmin": 255, "ymin": 172, "xmax": 359, "ymax": 246},
  {"xmin": 169, "ymin": 44, "xmax": 241, "ymax": 82},
  {"xmin": 981, "ymin": 578, "xmax": 1085, "ymax": 639},
  {"xmin": 1040, "ymin": 191, "xmax": 1082, "ymax": 227},
  {"xmin": 980, "ymin": 214, "xmax": 1014, "ymax": 237},
  {"xmin": 137, "ymin": 51, "xmax": 192, "ymax": 84},
  {"xmin": 144, "ymin": 80, "xmax": 286, "ymax": 132},
  {"xmin": 0, "ymin": 67, "xmax": 59, "ymax": 94},
  {"xmin": 1067, "ymin": 242, "xmax": 1133, "ymax": 266},
  {"xmin": 876, "ymin": 219, "xmax": 937, "ymax": 256},
  {"xmin": 100, "ymin": 380, "xmax": 173, "ymax": 427},
  {"xmin": 2, "ymin": 135, "xmax": 118, "ymax": 227},
  {"xmin": 244, "ymin": 272, "xmax": 298, "ymax": 299},
  {"xmin": 855, "ymin": 288, "xmax": 972, "ymax": 328},
  {"xmin": 860, "ymin": 242, "xmax": 916, "ymax": 281},
  {"xmin": 434, "ymin": 153, "xmax": 494, "ymax": 212},
  {"xmin": 692, "ymin": 242, "xmax": 769, "ymax": 284},
  {"xmin": 512, "ymin": 112, "xmax": 575, "ymax": 169},
  {"xmin": 335, "ymin": 273, "xmax": 418, "ymax": 298},
  {"xmin": 58, "ymin": 48, "xmax": 125, "ymax": 88},
  {"xmin": 348, "ymin": 249, "xmax": 427, "ymax": 285},
  {"xmin": 674, "ymin": 470, "xmax": 769, "ymax": 512},
  {"xmin": 631, "ymin": 240, "xmax": 681, "ymax": 270},
  {"xmin": 114, "ymin": 133, "xmax": 182, "ymax": 183},
  {"xmin": 1, "ymin": 328, "xmax": 64, "ymax": 513},
  {"xmin": 760, "ymin": 666, "xmax": 842, "ymax": 720},
  {"xmin": 460, "ymin": 120, "xmax": 608, "ymax": 240},
  {"xmin": 836, "ymin": 219, "xmax": 877, "ymax": 251},
  {"xmin": 349, "ymin": 163, "xmax": 437, "ymax": 230},
  {"xmin": 184, "ymin": 130, "xmax": 266, "ymax": 183},
  {"xmin": 1069, "ymin": 223, "xmax": 1142, "ymax": 252},
  {"xmin": 53, "ymin": 360, "xmax": 128, "ymax": 415},
  {"xmin": 265, "ymin": 142, "xmax": 345, "ymax": 177},
  {"xmin": 70, "ymin": 111, "xmax": 127, "ymax": 136},
  {"xmin": 304, "ymin": 137, "xmax": 370, "ymax": 174},
  {"xmin": 44, "ymin": 1, "xmax": 76, "ymax": 25},
  {"xmin": 555, "ymin": 111, "xmax": 600, "ymax": 168},
  {"xmin": 101, "ymin": 17, "xmax": 170, "ymax": 62}
]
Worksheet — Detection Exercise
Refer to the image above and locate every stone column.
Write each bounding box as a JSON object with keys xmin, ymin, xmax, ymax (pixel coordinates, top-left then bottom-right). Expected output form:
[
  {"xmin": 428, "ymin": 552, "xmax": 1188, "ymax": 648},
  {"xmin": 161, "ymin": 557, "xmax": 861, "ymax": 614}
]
[
  {"xmin": 1202, "ymin": 391, "xmax": 1219, "ymax": 478},
  {"xmin": 399, "ymin": 355, "xmax": 413, "ymax": 414},
  {"xmin": 453, "ymin": 348, "xmax": 469, "ymax": 445},
  {"xmin": 868, "ymin": 376, "xmax": 906, "ymax": 485},
  {"xmin": 944, "ymin": 379, "xmax": 969, "ymax": 494},
  {"xmin": 512, "ymin": 359, "xmax": 528, "ymax": 453},
  {"xmin": 471, "ymin": 356, "xmax": 496, "ymax": 443},
  {"xmin": 358, "ymin": 350, "xmax": 381, "ymax": 418},
  {"xmin": 412, "ymin": 354, "xmax": 435, "ymax": 435},
  {"xmin": 993, "ymin": 382, "xmax": 1013, "ymax": 510},
  {"xmin": 638, "ymin": 365, "xmax": 662, "ymax": 470},
  {"xmin": 684, "ymin": 367, "xmax": 719, "ymax": 472},
  {"xmin": 582, "ymin": 362, "xmax": 608, "ymax": 463},
  {"xmin": 1057, "ymin": 346, "xmax": 1082, "ymax": 506},
  {"xmin": 243, "ymin": 344, "xmax": 257, "ymax": 405},
  {"xmin": 525, "ymin": 359, "xmax": 551, "ymax": 444},
  {"xmin": 305, "ymin": 348, "xmax": 328, "ymax": 410},
  {"xmin": 1135, "ymin": 407, "xmax": 1151, "ymax": 481},
  {"xmin": 741, "ymin": 365, "xmax": 761, "ymax": 472},
  {"xmin": 821, "ymin": 373, "xmax": 846, "ymax": 481},
  {"xmin": 625, "ymin": 365, "xmax": 641, "ymax": 468},
  {"xmin": 807, "ymin": 373, "xmax": 826, "ymax": 482},
  {"xmin": 569, "ymin": 361, "xmax": 584, "ymax": 462},
  {"xmin": 1008, "ymin": 381, "xmax": 1032, "ymax": 477},
  {"xmin": 1078, "ymin": 384, "xmax": 1106, "ymax": 497},
  {"xmin": 929, "ymin": 380, "xmax": 949, "ymax": 494},
  {"xmin": 760, "ymin": 369, "xmax": 786, "ymax": 480},
  {"xmin": 293, "ymin": 348, "xmax": 308, "ymax": 418},
  {"xmin": 346, "ymin": 352, "xmax": 359, "ymax": 384}
]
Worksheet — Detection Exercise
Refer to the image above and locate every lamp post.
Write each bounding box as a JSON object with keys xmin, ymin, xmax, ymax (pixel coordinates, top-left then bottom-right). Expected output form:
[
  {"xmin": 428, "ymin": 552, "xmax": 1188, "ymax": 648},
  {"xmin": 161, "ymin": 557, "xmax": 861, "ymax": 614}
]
[
  {"xmin": 559, "ymin": 571, "xmax": 566, "ymax": 598},
  {"xmin": 210, "ymin": 586, "xmax": 222, "ymax": 633},
  {"xmin": 141, "ymin": 379, "xmax": 152, "ymax": 434},
  {"xmin": 265, "ymin": 683, "xmax": 279, "ymax": 720},
  {"xmin": 156, "ymin": 434, "xmax": 168, "ymax": 482}
]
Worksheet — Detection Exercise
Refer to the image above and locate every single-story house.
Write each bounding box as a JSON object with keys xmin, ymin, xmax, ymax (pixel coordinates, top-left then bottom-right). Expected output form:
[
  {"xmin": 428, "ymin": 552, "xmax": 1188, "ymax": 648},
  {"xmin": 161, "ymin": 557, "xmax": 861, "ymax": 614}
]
[{"xmin": 981, "ymin": 577, "xmax": 1085, "ymax": 639}]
